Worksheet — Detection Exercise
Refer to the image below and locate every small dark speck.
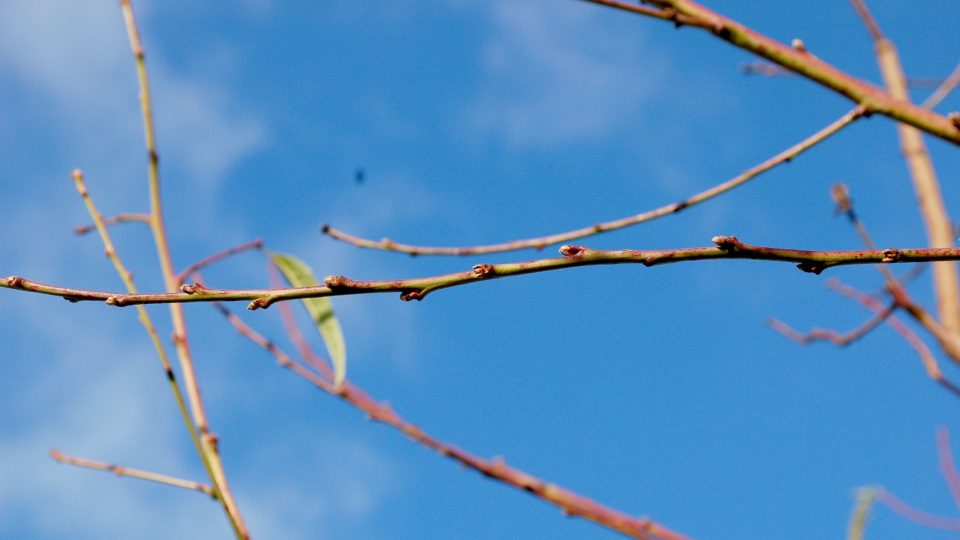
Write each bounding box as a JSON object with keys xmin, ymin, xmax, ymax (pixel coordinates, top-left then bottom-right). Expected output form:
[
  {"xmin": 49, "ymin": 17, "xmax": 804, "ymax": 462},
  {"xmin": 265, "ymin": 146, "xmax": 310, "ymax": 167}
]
[{"xmin": 354, "ymin": 168, "xmax": 365, "ymax": 184}]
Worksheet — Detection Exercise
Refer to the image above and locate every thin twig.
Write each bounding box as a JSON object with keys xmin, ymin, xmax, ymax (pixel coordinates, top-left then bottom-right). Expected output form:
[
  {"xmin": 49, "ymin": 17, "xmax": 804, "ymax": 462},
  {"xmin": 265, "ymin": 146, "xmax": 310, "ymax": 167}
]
[
  {"xmin": 73, "ymin": 212, "xmax": 150, "ymax": 235},
  {"xmin": 50, "ymin": 449, "xmax": 216, "ymax": 499},
  {"xmin": 212, "ymin": 302, "xmax": 686, "ymax": 540},
  {"xmin": 69, "ymin": 169, "xmax": 210, "ymax": 490},
  {"xmin": 324, "ymin": 107, "xmax": 866, "ymax": 255},
  {"xmin": 585, "ymin": 0, "xmax": 960, "ymax": 145},
  {"xmin": 15, "ymin": 237, "xmax": 960, "ymax": 309},
  {"xmin": 266, "ymin": 264, "xmax": 335, "ymax": 380},
  {"xmin": 175, "ymin": 239, "xmax": 263, "ymax": 286},
  {"xmin": 118, "ymin": 1, "xmax": 248, "ymax": 536},
  {"xmin": 921, "ymin": 61, "xmax": 960, "ymax": 109},
  {"xmin": 847, "ymin": 486, "xmax": 878, "ymax": 540},
  {"xmin": 876, "ymin": 487, "xmax": 960, "ymax": 531},
  {"xmin": 768, "ymin": 302, "xmax": 895, "ymax": 347},
  {"xmin": 826, "ymin": 279, "xmax": 960, "ymax": 397},
  {"xmin": 936, "ymin": 428, "xmax": 960, "ymax": 513},
  {"xmin": 848, "ymin": 0, "xmax": 960, "ymax": 337}
]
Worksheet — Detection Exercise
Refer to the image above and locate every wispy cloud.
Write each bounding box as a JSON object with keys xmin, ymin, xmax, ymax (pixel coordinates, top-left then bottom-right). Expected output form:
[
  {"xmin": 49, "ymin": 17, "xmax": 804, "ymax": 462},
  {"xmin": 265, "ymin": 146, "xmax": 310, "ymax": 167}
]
[{"xmin": 467, "ymin": 0, "xmax": 664, "ymax": 148}]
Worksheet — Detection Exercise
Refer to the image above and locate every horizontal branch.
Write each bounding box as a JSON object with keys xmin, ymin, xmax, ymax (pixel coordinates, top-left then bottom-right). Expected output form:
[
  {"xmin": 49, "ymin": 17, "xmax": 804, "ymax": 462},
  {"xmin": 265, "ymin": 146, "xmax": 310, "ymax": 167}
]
[
  {"xmin": 323, "ymin": 106, "xmax": 866, "ymax": 255},
  {"xmin": 586, "ymin": 0, "xmax": 960, "ymax": 145},
  {"xmin": 10, "ymin": 237, "xmax": 960, "ymax": 309}
]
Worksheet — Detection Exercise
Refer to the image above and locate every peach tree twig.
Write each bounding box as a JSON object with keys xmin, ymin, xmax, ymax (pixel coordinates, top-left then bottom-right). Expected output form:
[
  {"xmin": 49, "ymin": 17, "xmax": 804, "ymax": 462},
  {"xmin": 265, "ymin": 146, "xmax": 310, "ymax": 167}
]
[
  {"xmin": 50, "ymin": 449, "xmax": 216, "ymax": 499},
  {"xmin": 936, "ymin": 428, "xmax": 960, "ymax": 513},
  {"xmin": 825, "ymin": 279, "xmax": 960, "ymax": 397},
  {"xmin": 69, "ymin": 169, "xmax": 214, "ymax": 493},
  {"xmin": 922, "ymin": 61, "xmax": 960, "ymax": 110},
  {"xmin": 323, "ymin": 106, "xmax": 866, "ymax": 255},
  {"xmin": 73, "ymin": 212, "xmax": 150, "ymax": 235},
  {"xmin": 586, "ymin": 0, "xmax": 960, "ymax": 145},
  {"xmin": 211, "ymin": 301, "xmax": 687, "ymax": 540},
  {"xmin": 266, "ymin": 263, "xmax": 336, "ymax": 379},
  {"xmin": 16, "ymin": 237, "xmax": 960, "ymax": 309},
  {"xmin": 174, "ymin": 239, "xmax": 263, "ymax": 286},
  {"xmin": 848, "ymin": 0, "xmax": 960, "ymax": 336},
  {"xmin": 118, "ymin": 1, "xmax": 248, "ymax": 536},
  {"xmin": 767, "ymin": 302, "xmax": 896, "ymax": 348},
  {"xmin": 875, "ymin": 487, "xmax": 960, "ymax": 531}
]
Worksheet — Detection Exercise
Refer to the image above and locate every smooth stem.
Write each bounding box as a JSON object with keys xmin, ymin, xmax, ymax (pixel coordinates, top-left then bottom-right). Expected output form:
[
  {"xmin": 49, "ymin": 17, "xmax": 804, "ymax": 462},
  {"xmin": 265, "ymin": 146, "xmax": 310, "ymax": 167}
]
[{"xmin": 119, "ymin": 1, "xmax": 249, "ymax": 537}]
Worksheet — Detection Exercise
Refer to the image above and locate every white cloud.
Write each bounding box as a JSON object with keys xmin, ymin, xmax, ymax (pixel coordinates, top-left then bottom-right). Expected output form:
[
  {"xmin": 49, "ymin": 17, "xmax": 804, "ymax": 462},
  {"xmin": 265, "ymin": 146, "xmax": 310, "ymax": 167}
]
[
  {"xmin": 0, "ymin": 0, "xmax": 265, "ymax": 204},
  {"xmin": 468, "ymin": 0, "xmax": 664, "ymax": 148}
]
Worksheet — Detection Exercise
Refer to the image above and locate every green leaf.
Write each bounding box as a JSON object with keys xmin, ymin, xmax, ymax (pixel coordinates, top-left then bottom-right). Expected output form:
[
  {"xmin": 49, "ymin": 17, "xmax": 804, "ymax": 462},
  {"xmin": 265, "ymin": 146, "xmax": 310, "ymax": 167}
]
[{"xmin": 269, "ymin": 251, "xmax": 347, "ymax": 387}]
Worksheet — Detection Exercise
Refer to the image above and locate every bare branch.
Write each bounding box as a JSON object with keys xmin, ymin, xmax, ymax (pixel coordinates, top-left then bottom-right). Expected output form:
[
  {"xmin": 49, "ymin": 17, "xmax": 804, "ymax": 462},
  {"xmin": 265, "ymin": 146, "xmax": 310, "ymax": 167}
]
[
  {"xmin": 826, "ymin": 279, "xmax": 960, "ymax": 397},
  {"xmin": 324, "ymin": 107, "xmax": 866, "ymax": 255},
  {"xmin": 922, "ymin": 61, "xmax": 960, "ymax": 109},
  {"xmin": 50, "ymin": 449, "xmax": 216, "ymax": 499},
  {"xmin": 175, "ymin": 239, "xmax": 263, "ymax": 286},
  {"xmin": 937, "ymin": 428, "xmax": 960, "ymax": 513},
  {"xmin": 212, "ymin": 302, "xmax": 686, "ymax": 540},
  {"xmin": 584, "ymin": 0, "xmax": 960, "ymax": 145},
  {"xmin": 876, "ymin": 487, "xmax": 960, "ymax": 531},
  {"xmin": 118, "ymin": 0, "xmax": 248, "ymax": 535},
  {"xmin": 768, "ymin": 302, "xmax": 895, "ymax": 347},
  {"xmin": 848, "ymin": 0, "xmax": 960, "ymax": 337},
  {"xmin": 73, "ymin": 212, "xmax": 150, "ymax": 235},
  {"xmin": 14, "ymin": 237, "xmax": 960, "ymax": 309}
]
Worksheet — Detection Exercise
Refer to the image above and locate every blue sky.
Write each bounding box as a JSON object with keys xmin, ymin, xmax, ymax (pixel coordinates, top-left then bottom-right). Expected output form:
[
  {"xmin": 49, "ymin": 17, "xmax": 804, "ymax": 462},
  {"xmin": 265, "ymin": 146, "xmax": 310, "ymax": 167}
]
[{"xmin": 2, "ymin": 1, "xmax": 960, "ymax": 538}]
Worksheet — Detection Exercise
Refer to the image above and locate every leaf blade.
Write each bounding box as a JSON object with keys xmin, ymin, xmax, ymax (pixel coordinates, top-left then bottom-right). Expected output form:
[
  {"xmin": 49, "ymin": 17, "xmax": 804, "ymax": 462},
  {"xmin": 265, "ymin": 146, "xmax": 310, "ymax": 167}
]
[{"xmin": 269, "ymin": 251, "xmax": 347, "ymax": 386}]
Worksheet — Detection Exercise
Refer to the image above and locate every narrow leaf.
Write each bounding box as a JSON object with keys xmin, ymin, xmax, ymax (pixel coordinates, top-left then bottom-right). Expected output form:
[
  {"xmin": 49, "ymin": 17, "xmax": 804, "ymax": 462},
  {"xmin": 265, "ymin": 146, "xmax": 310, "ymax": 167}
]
[{"xmin": 269, "ymin": 251, "xmax": 347, "ymax": 386}]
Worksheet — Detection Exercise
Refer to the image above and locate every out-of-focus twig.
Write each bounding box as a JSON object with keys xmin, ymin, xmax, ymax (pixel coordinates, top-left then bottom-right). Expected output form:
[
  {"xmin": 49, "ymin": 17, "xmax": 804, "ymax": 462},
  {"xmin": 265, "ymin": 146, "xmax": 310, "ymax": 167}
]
[
  {"xmin": 73, "ymin": 212, "xmax": 151, "ymax": 235},
  {"xmin": 175, "ymin": 239, "xmax": 263, "ymax": 286},
  {"xmin": 768, "ymin": 301, "xmax": 894, "ymax": 347},
  {"xmin": 847, "ymin": 486, "xmax": 879, "ymax": 540},
  {"xmin": 921, "ymin": 61, "xmax": 960, "ymax": 109},
  {"xmin": 937, "ymin": 428, "xmax": 960, "ymax": 512},
  {"xmin": 50, "ymin": 449, "xmax": 216, "ymax": 499},
  {"xmin": 827, "ymin": 279, "xmax": 960, "ymax": 397},
  {"xmin": 876, "ymin": 487, "xmax": 960, "ymax": 531},
  {"xmin": 212, "ymin": 302, "xmax": 687, "ymax": 540},
  {"xmin": 849, "ymin": 0, "xmax": 960, "ymax": 340}
]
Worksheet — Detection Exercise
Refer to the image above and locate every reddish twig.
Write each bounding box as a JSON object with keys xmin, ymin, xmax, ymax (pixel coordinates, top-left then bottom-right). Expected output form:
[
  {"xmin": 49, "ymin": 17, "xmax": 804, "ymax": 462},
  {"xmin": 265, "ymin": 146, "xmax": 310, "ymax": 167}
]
[
  {"xmin": 875, "ymin": 487, "xmax": 960, "ymax": 531},
  {"xmin": 922, "ymin": 61, "xmax": 960, "ymax": 109},
  {"xmin": 826, "ymin": 279, "xmax": 960, "ymax": 397},
  {"xmin": 73, "ymin": 212, "xmax": 151, "ymax": 235},
  {"xmin": 768, "ymin": 302, "xmax": 895, "ymax": 347},
  {"xmin": 266, "ymin": 263, "xmax": 335, "ymax": 380},
  {"xmin": 175, "ymin": 239, "xmax": 263, "ymax": 286},
  {"xmin": 937, "ymin": 428, "xmax": 960, "ymax": 513},
  {"xmin": 324, "ymin": 107, "xmax": 865, "ymax": 255},
  {"xmin": 211, "ymin": 303, "xmax": 686, "ymax": 540}
]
